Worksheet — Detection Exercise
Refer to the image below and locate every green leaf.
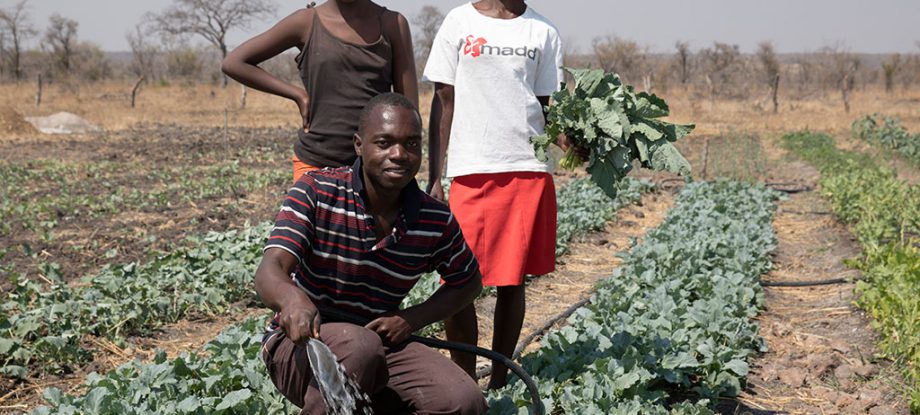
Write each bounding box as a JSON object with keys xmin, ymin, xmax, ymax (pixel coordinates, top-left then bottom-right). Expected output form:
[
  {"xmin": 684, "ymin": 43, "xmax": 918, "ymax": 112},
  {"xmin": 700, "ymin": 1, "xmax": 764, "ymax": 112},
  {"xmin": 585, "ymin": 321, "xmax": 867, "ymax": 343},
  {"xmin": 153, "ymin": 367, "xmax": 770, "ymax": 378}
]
[
  {"xmin": 1, "ymin": 364, "xmax": 27, "ymax": 378},
  {"xmin": 723, "ymin": 359, "xmax": 749, "ymax": 376},
  {"xmin": 215, "ymin": 388, "xmax": 252, "ymax": 410},
  {"xmin": 591, "ymin": 99, "xmax": 625, "ymax": 141},
  {"xmin": 586, "ymin": 147, "xmax": 632, "ymax": 198},
  {"xmin": 176, "ymin": 396, "xmax": 201, "ymax": 413},
  {"xmin": 530, "ymin": 133, "xmax": 555, "ymax": 162},
  {"xmin": 634, "ymin": 92, "xmax": 670, "ymax": 118},
  {"xmin": 648, "ymin": 141, "xmax": 692, "ymax": 176},
  {"xmin": 0, "ymin": 338, "xmax": 16, "ymax": 354},
  {"xmin": 568, "ymin": 67, "xmax": 605, "ymax": 96},
  {"xmin": 83, "ymin": 387, "xmax": 110, "ymax": 415},
  {"xmin": 632, "ymin": 122, "xmax": 664, "ymax": 142}
]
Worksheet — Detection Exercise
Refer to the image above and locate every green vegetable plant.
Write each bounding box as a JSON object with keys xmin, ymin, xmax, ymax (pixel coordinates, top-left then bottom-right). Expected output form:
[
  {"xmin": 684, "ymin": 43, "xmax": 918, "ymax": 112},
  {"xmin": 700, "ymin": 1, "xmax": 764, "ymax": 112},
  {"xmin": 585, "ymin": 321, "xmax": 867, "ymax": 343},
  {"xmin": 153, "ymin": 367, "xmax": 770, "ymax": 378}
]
[
  {"xmin": 489, "ymin": 181, "xmax": 779, "ymax": 414},
  {"xmin": 783, "ymin": 131, "xmax": 920, "ymax": 411},
  {"xmin": 852, "ymin": 114, "xmax": 920, "ymax": 166},
  {"xmin": 531, "ymin": 68, "xmax": 694, "ymax": 198}
]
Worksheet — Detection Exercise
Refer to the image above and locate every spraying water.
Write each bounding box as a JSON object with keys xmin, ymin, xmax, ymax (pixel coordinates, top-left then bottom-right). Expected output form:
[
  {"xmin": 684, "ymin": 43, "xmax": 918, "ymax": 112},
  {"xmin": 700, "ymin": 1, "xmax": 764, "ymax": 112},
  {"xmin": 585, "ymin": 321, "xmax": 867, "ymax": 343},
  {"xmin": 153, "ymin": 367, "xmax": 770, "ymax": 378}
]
[{"xmin": 306, "ymin": 339, "xmax": 374, "ymax": 415}]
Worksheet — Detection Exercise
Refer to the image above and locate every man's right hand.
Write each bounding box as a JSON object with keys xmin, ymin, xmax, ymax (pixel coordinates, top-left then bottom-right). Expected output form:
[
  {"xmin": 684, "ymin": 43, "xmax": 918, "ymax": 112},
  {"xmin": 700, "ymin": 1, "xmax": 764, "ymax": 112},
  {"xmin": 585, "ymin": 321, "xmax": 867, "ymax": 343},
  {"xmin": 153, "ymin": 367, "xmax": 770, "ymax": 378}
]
[
  {"xmin": 428, "ymin": 180, "xmax": 445, "ymax": 202},
  {"xmin": 277, "ymin": 294, "xmax": 321, "ymax": 346}
]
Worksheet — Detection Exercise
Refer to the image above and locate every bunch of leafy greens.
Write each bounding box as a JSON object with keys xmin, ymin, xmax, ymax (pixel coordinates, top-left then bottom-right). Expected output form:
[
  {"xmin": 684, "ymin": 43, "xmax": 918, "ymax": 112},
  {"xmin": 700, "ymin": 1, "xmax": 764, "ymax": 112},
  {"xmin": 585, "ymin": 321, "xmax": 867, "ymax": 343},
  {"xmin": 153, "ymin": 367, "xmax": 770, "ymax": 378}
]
[{"xmin": 532, "ymin": 68, "xmax": 694, "ymax": 198}]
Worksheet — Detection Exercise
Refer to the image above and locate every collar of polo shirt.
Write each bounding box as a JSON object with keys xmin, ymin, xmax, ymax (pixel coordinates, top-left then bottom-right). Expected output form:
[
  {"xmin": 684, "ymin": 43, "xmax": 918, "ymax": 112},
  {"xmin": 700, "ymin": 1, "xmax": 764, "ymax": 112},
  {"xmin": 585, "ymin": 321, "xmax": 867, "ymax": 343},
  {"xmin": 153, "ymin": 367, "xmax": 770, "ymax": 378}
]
[{"xmin": 350, "ymin": 157, "xmax": 423, "ymax": 223}]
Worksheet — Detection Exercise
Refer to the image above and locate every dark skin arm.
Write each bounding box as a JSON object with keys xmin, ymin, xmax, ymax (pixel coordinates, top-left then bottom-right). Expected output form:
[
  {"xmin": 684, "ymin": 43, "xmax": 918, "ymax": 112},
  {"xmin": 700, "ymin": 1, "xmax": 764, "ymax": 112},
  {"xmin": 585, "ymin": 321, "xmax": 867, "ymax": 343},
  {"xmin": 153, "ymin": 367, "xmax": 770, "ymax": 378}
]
[
  {"xmin": 427, "ymin": 82, "xmax": 454, "ymax": 201},
  {"xmin": 222, "ymin": 6, "xmax": 419, "ymax": 131},
  {"xmin": 255, "ymin": 248, "xmax": 322, "ymax": 345},
  {"xmin": 366, "ymin": 271, "xmax": 483, "ymax": 345},
  {"xmin": 256, "ymin": 246, "xmax": 483, "ymax": 346},
  {"xmin": 222, "ymin": 9, "xmax": 313, "ymax": 132},
  {"xmin": 382, "ymin": 12, "xmax": 419, "ymax": 108}
]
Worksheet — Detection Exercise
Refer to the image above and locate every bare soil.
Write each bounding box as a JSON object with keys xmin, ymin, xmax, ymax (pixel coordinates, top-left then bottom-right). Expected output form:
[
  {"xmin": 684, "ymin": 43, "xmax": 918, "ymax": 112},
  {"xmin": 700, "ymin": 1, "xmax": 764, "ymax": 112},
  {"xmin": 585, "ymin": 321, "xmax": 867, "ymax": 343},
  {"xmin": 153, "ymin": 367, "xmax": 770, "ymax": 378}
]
[
  {"xmin": 0, "ymin": 124, "xmax": 293, "ymax": 290},
  {"xmin": 722, "ymin": 137, "xmax": 913, "ymax": 414}
]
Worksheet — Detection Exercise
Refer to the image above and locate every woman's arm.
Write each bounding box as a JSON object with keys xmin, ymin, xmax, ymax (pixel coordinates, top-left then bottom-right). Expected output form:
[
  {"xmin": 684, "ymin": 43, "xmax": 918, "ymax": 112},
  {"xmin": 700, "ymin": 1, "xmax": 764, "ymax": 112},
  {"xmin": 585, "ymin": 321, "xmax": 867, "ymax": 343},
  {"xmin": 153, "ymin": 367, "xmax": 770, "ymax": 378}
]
[
  {"xmin": 222, "ymin": 9, "xmax": 314, "ymax": 131},
  {"xmin": 427, "ymin": 83, "xmax": 454, "ymax": 201},
  {"xmin": 384, "ymin": 11, "xmax": 419, "ymax": 108}
]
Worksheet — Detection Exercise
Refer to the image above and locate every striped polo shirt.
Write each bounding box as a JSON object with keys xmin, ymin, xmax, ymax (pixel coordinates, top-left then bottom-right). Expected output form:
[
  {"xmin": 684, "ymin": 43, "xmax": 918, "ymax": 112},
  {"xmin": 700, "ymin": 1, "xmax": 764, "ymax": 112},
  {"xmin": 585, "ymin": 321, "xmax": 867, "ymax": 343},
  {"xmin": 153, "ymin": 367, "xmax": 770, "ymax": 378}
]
[{"xmin": 264, "ymin": 158, "xmax": 479, "ymax": 319}]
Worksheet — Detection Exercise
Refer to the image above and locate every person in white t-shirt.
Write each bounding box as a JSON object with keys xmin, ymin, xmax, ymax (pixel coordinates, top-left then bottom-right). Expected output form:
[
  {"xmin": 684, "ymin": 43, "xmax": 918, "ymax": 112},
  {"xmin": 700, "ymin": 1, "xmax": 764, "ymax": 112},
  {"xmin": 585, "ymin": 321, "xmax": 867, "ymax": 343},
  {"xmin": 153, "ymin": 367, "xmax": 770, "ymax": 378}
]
[{"xmin": 423, "ymin": 0, "xmax": 582, "ymax": 389}]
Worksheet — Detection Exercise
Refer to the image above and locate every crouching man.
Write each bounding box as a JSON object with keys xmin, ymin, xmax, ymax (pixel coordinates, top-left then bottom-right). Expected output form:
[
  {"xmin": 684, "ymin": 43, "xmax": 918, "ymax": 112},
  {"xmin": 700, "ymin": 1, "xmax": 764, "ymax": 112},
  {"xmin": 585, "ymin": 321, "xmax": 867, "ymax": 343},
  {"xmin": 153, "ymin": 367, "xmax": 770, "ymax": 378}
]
[{"xmin": 254, "ymin": 93, "xmax": 487, "ymax": 415}]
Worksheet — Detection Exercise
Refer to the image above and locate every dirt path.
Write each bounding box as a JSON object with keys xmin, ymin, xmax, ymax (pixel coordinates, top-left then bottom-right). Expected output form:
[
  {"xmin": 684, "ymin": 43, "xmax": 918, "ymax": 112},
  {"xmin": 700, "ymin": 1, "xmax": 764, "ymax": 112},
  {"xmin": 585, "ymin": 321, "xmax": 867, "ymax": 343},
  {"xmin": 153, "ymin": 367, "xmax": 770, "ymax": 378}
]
[
  {"xmin": 730, "ymin": 151, "xmax": 911, "ymax": 414},
  {"xmin": 470, "ymin": 190, "xmax": 675, "ymax": 373}
]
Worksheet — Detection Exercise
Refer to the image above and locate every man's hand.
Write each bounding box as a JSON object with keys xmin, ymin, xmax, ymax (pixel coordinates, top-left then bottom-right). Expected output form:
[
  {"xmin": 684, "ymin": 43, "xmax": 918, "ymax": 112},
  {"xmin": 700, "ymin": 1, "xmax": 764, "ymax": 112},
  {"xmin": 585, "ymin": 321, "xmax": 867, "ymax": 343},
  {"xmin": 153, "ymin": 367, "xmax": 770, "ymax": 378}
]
[
  {"xmin": 427, "ymin": 180, "xmax": 446, "ymax": 202},
  {"xmin": 556, "ymin": 133, "xmax": 590, "ymax": 162},
  {"xmin": 277, "ymin": 294, "xmax": 321, "ymax": 346},
  {"xmin": 295, "ymin": 90, "xmax": 311, "ymax": 133},
  {"xmin": 365, "ymin": 313, "xmax": 415, "ymax": 346}
]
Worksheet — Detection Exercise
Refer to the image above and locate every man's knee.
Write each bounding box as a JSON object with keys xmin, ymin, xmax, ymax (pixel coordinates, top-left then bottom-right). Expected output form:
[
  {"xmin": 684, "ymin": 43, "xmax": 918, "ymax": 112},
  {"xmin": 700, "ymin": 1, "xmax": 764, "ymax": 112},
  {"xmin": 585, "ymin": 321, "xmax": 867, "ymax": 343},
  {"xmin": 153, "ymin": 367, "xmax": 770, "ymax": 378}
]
[
  {"xmin": 323, "ymin": 323, "xmax": 387, "ymax": 391},
  {"xmin": 428, "ymin": 376, "xmax": 488, "ymax": 415}
]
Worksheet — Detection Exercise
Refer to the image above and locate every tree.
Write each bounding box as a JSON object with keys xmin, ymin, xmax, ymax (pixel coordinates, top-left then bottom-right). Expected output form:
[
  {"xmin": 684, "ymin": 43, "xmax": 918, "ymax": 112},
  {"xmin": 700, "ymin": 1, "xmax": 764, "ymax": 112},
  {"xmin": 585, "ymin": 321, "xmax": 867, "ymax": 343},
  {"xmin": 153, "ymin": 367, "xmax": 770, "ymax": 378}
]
[
  {"xmin": 43, "ymin": 13, "xmax": 78, "ymax": 73},
  {"xmin": 592, "ymin": 35, "xmax": 646, "ymax": 85},
  {"xmin": 674, "ymin": 41, "xmax": 691, "ymax": 84},
  {"xmin": 0, "ymin": 0, "xmax": 35, "ymax": 80},
  {"xmin": 127, "ymin": 24, "xmax": 159, "ymax": 80},
  {"xmin": 699, "ymin": 42, "xmax": 741, "ymax": 95},
  {"xmin": 147, "ymin": 0, "xmax": 277, "ymax": 87},
  {"xmin": 881, "ymin": 53, "xmax": 901, "ymax": 93},
  {"xmin": 412, "ymin": 5, "xmax": 443, "ymax": 69},
  {"xmin": 756, "ymin": 42, "xmax": 781, "ymax": 113}
]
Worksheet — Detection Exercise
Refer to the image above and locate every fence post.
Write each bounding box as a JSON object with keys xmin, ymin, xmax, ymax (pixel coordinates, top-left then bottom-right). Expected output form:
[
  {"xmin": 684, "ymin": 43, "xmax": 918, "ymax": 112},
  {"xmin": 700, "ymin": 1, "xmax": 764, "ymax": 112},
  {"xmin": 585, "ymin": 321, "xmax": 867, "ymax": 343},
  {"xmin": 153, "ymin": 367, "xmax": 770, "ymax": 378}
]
[
  {"xmin": 131, "ymin": 76, "xmax": 146, "ymax": 108},
  {"xmin": 35, "ymin": 74, "xmax": 43, "ymax": 107}
]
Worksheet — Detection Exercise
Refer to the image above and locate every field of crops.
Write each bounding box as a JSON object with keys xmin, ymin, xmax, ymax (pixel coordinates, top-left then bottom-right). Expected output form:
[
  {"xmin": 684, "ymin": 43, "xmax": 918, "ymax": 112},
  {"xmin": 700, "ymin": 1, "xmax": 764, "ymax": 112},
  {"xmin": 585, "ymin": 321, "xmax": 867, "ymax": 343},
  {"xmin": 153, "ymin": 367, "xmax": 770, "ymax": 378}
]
[{"xmin": 2, "ymin": 111, "xmax": 920, "ymax": 414}]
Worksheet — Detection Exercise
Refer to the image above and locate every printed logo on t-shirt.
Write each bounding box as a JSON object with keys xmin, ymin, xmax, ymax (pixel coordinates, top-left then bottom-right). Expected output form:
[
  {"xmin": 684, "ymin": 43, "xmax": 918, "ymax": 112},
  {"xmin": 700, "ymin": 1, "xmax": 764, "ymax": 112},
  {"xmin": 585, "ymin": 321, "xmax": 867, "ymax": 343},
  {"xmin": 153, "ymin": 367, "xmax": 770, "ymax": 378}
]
[
  {"xmin": 461, "ymin": 35, "xmax": 539, "ymax": 61},
  {"xmin": 463, "ymin": 35, "xmax": 488, "ymax": 57}
]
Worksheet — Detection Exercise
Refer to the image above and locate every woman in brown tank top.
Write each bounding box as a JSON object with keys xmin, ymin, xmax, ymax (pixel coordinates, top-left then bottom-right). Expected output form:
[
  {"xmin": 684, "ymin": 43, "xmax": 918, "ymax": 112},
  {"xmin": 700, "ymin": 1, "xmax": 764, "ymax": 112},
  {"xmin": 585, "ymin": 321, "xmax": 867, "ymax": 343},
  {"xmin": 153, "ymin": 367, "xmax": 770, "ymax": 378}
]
[{"xmin": 222, "ymin": 0, "xmax": 418, "ymax": 182}]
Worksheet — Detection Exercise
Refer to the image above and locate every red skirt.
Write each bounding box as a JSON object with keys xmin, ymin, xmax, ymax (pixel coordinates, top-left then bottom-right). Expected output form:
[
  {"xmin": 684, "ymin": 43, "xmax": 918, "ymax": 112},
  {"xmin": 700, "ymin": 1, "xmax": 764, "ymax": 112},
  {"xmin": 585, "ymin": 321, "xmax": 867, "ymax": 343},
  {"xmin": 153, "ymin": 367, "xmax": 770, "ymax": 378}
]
[{"xmin": 449, "ymin": 172, "xmax": 556, "ymax": 286}]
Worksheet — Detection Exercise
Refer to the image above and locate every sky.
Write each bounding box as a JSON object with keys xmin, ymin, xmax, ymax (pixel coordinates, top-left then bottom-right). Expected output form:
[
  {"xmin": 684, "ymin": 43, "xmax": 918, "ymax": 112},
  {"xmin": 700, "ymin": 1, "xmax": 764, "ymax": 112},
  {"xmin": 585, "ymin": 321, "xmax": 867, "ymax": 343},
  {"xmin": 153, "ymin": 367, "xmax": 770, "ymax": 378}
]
[{"xmin": 17, "ymin": 0, "xmax": 920, "ymax": 54}]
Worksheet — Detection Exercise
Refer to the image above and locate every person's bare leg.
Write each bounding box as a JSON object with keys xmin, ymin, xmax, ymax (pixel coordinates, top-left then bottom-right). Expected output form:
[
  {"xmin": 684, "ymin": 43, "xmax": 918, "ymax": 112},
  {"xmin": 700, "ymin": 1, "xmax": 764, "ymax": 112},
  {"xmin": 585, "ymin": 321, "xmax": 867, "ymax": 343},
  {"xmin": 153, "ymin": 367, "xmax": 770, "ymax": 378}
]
[
  {"xmin": 488, "ymin": 283, "xmax": 526, "ymax": 390},
  {"xmin": 444, "ymin": 303, "xmax": 478, "ymax": 377}
]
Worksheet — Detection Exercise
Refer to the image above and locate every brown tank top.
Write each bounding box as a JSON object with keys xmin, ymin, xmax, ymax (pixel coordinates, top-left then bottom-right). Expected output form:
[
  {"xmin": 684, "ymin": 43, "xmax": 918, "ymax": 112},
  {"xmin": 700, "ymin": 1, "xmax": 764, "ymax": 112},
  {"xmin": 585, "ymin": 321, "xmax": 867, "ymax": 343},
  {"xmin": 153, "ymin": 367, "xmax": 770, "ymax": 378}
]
[{"xmin": 294, "ymin": 10, "xmax": 394, "ymax": 168}]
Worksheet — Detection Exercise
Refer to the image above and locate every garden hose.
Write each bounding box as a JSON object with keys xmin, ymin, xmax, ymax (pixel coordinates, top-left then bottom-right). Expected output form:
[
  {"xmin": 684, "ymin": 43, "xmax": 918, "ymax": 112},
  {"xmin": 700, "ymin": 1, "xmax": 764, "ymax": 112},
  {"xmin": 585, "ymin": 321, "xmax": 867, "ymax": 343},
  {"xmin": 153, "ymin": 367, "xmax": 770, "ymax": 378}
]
[{"xmin": 316, "ymin": 307, "xmax": 545, "ymax": 415}]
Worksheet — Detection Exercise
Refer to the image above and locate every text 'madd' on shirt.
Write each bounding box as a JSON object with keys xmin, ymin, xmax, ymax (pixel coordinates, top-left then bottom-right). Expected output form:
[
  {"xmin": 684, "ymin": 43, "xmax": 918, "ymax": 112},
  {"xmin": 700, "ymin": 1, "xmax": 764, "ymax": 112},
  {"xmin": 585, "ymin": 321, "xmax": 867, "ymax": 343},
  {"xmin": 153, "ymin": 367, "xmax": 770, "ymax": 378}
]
[{"xmin": 422, "ymin": 2, "xmax": 565, "ymax": 178}]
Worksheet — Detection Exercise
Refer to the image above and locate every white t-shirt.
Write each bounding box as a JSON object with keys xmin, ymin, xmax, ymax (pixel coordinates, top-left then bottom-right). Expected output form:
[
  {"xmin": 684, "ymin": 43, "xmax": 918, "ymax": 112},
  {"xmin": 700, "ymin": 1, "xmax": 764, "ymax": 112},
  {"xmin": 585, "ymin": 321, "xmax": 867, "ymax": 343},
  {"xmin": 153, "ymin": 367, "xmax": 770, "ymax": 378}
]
[{"xmin": 423, "ymin": 3, "xmax": 564, "ymax": 178}]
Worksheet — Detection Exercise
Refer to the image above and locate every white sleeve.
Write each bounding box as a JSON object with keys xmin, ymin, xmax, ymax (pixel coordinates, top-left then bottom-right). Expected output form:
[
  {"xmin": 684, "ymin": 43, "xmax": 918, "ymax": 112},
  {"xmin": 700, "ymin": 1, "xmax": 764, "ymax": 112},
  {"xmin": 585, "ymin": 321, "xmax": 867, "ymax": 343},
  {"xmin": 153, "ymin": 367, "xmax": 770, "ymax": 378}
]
[
  {"xmin": 422, "ymin": 14, "xmax": 459, "ymax": 85},
  {"xmin": 534, "ymin": 30, "xmax": 564, "ymax": 96}
]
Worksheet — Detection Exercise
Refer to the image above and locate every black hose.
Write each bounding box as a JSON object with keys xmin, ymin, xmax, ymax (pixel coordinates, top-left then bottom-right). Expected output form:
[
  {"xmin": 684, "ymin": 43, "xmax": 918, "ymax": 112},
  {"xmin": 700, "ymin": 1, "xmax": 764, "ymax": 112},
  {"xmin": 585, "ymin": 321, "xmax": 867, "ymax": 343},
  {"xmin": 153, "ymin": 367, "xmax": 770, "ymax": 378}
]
[
  {"xmin": 761, "ymin": 278, "xmax": 855, "ymax": 287},
  {"xmin": 513, "ymin": 297, "xmax": 591, "ymax": 360},
  {"xmin": 317, "ymin": 307, "xmax": 545, "ymax": 415}
]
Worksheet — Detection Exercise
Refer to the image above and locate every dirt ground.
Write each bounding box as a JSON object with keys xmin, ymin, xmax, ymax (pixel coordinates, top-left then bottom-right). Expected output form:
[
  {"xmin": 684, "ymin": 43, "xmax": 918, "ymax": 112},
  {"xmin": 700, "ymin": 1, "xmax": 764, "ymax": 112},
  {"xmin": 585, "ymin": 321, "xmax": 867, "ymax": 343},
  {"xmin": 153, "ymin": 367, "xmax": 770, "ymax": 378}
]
[{"xmin": 721, "ymin": 138, "xmax": 913, "ymax": 414}]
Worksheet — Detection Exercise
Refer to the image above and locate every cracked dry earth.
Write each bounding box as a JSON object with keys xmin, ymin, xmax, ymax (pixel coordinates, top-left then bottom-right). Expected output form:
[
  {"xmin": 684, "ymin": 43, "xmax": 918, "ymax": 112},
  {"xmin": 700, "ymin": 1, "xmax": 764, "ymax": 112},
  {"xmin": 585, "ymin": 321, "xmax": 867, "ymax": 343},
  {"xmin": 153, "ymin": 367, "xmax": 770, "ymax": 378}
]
[{"xmin": 731, "ymin": 160, "xmax": 911, "ymax": 414}]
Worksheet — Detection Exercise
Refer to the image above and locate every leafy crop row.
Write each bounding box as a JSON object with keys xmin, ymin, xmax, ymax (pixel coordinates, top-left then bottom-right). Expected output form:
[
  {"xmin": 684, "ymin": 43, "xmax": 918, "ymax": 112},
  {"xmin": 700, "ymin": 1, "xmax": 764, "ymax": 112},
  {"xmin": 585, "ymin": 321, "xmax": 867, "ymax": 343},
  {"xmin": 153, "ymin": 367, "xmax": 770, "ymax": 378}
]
[
  {"xmin": 33, "ymin": 180, "xmax": 772, "ymax": 415},
  {"xmin": 0, "ymin": 160, "xmax": 287, "ymax": 240},
  {"xmin": 489, "ymin": 181, "xmax": 779, "ymax": 414},
  {"xmin": 852, "ymin": 114, "xmax": 920, "ymax": 166},
  {"xmin": 3, "ymin": 176, "xmax": 649, "ymax": 380},
  {"xmin": 32, "ymin": 317, "xmax": 294, "ymax": 415},
  {"xmin": 1, "ymin": 224, "xmax": 270, "ymax": 378},
  {"xmin": 783, "ymin": 132, "xmax": 920, "ymax": 411}
]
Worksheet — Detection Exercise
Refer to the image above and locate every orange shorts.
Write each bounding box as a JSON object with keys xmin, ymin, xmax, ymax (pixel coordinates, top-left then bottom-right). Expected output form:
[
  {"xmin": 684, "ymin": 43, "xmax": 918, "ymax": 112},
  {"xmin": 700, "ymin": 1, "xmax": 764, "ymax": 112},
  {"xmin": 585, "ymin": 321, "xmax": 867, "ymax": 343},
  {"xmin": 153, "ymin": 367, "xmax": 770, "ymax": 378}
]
[
  {"xmin": 292, "ymin": 155, "xmax": 320, "ymax": 183},
  {"xmin": 448, "ymin": 172, "xmax": 556, "ymax": 286}
]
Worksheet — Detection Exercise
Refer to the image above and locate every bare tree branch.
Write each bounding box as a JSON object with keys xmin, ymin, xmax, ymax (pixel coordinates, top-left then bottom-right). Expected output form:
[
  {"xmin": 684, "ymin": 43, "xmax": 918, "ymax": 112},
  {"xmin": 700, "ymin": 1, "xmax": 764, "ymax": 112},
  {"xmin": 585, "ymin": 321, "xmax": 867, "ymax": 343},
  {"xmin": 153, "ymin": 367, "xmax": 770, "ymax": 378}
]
[
  {"xmin": 147, "ymin": 0, "xmax": 277, "ymax": 87},
  {"xmin": 412, "ymin": 5, "xmax": 443, "ymax": 69},
  {"xmin": 43, "ymin": 13, "xmax": 78, "ymax": 73},
  {"xmin": 0, "ymin": 0, "xmax": 36, "ymax": 80}
]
